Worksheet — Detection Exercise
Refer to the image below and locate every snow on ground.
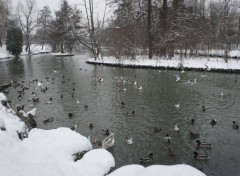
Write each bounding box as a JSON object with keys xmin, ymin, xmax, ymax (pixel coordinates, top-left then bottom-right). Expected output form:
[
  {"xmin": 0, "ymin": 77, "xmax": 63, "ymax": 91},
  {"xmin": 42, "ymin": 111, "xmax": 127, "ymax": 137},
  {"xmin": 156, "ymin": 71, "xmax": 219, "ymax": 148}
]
[
  {"xmin": 21, "ymin": 44, "xmax": 52, "ymax": 55},
  {"xmin": 0, "ymin": 92, "xmax": 206, "ymax": 176},
  {"xmin": 50, "ymin": 52, "xmax": 74, "ymax": 56},
  {"xmin": 87, "ymin": 55, "xmax": 240, "ymax": 71},
  {"xmin": 0, "ymin": 44, "xmax": 51, "ymax": 59},
  {"xmin": 0, "ymin": 45, "xmax": 13, "ymax": 59},
  {"xmin": 108, "ymin": 164, "xmax": 206, "ymax": 176}
]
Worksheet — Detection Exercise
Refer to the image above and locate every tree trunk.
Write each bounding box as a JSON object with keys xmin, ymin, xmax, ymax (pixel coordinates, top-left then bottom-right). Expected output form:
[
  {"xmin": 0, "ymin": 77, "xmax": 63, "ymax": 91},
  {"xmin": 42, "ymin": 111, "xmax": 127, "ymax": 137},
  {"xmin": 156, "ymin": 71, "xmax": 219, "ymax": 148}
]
[{"xmin": 147, "ymin": 0, "xmax": 153, "ymax": 59}]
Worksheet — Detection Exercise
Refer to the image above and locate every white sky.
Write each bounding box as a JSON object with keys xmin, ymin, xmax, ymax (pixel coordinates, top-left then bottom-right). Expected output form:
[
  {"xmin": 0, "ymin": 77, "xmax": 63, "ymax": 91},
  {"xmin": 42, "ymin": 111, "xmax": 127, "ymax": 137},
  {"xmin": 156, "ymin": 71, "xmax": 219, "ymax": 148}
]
[{"xmin": 12, "ymin": 0, "xmax": 111, "ymax": 20}]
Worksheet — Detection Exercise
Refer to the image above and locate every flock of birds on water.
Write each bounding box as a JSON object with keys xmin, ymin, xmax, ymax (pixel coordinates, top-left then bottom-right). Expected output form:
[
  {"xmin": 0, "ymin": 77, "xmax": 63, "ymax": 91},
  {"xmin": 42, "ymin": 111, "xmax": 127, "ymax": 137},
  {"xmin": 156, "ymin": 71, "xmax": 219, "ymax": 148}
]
[{"xmin": 0, "ymin": 58, "xmax": 239, "ymax": 164}]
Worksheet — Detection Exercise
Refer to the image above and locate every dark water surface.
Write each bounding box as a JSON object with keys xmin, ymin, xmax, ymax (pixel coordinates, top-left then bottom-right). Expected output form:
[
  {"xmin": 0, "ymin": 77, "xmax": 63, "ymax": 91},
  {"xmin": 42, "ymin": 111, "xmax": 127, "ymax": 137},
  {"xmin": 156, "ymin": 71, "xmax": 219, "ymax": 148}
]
[{"xmin": 1, "ymin": 54, "xmax": 240, "ymax": 176}]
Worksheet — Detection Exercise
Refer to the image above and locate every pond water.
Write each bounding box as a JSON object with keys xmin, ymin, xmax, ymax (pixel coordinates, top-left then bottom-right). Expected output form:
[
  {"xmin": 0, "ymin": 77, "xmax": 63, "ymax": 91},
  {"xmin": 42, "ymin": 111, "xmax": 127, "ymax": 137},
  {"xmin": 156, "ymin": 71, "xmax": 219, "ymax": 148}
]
[{"xmin": 1, "ymin": 54, "xmax": 240, "ymax": 176}]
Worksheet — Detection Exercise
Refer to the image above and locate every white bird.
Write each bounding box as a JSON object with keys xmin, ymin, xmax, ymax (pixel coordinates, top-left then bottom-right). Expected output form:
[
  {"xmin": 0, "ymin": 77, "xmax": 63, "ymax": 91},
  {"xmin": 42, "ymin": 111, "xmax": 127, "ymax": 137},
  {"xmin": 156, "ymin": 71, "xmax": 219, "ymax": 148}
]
[
  {"xmin": 181, "ymin": 70, "xmax": 185, "ymax": 73},
  {"xmin": 174, "ymin": 124, "xmax": 179, "ymax": 132},
  {"xmin": 123, "ymin": 88, "xmax": 127, "ymax": 91},
  {"xmin": 175, "ymin": 104, "xmax": 180, "ymax": 108},
  {"xmin": 37, "ymin": 82, "xmax": 43, "ymax": 87},
  {"xmin": 77, "ymin": 100, "xmax": 80, "ymax": 104},
  {"xmin": 53, "ymin": 70, "xmax": 58, "ymax": 73},
  {"xmin": 174, "ymin": 75, "xmax": 180, "ymax": 82},
  {"xmin": 126, "ymin": 137, "xmax": 133, "ymax": 144},
  {"xmin": 133, "ymin": 81, "xmax": 137, "ymax": 85},
  {"xmin": 137, "ymin": 86, "xmax": 142, "ymax": 90},
  {"xmin": 220, "ymin": 92, "xmax": 224, "ymax": 97},
  {"xmin": 102, "ymin": 133, "xmax": 115, "ymax": 149}
]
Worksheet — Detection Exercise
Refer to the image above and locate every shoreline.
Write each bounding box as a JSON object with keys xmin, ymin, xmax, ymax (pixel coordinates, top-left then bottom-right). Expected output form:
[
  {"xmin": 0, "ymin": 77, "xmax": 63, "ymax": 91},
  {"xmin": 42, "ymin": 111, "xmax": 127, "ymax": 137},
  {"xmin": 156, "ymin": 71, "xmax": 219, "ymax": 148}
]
[{"xmin": 86, "ymin": 56, "xmax": 240, "ymax": 74}]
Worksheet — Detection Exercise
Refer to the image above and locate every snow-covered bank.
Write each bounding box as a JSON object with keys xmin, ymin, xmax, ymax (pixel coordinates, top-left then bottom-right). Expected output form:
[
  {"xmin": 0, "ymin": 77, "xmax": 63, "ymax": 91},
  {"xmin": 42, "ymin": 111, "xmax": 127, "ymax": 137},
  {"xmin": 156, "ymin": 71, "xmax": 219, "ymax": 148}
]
[
  {"xmin": 176, "ymin": 49, "xmax": 240, "ymax": 58},
  {"xmin": 0, "ymin": 92, "xmax": 206, "ymax": 176},
  {"xmin": 0, "ymin": 44, "xmax": 51, "ymax": 59},
  {"xmin": 50, "ymin": 52, "xmax": 75, "ymax": 56},
  {"xmin": 87, "ymin": 55, "xmax": 240, "ymax": 73}
]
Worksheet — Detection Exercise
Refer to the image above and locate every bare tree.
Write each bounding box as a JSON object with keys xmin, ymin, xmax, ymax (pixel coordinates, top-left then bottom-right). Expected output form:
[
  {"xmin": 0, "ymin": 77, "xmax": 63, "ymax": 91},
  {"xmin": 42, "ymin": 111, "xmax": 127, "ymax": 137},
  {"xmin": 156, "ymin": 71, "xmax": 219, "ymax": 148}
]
[
  {"xmin": 16, "ymin": 0, "xmax": 38, "ymax": 54},
  {"xmin": 0, "ymin": 0, "xmax": 10, "ymax": 47},
  {"xmin": 36, "ymin": 6, "xmax": 52, "ymax": 50}
]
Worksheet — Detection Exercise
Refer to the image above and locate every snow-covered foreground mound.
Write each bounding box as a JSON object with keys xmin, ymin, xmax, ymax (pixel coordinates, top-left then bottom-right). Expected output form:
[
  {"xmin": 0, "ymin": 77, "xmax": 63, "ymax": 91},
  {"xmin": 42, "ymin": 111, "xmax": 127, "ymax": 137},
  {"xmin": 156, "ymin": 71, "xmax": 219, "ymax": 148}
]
[
  {"xmin": 108, "ymin": 164, "xmax": 206, "ymax": 176},
  {"xmin": 0, "ymin": 93, "xmax": 206, "ymax": 176}
]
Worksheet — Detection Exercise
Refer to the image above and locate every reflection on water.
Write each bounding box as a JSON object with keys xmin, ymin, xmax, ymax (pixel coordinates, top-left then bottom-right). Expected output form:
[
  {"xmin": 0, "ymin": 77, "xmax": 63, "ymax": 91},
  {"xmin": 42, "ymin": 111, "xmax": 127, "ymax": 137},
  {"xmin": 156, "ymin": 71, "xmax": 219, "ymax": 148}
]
[{"xmin": 1, "ymin": 54, "xmax": 240, "ymax": 176}]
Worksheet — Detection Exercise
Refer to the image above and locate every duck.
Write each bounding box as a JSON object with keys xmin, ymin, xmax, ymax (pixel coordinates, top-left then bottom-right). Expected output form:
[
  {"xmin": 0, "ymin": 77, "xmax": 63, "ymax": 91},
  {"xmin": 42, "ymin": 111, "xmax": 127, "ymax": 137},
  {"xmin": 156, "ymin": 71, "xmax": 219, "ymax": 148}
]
[
  {"xmin": 139, "ymin": 153, "xmax": 153, "ymax": 163},
  {"xmin": 193, "ymin": 152, "xmax": 210, "ymax": 160},
  {"xmin": 174, "ymin": 74, "xmax": 180, "ymax": 82},
  {"xmin": 174, "ymin": 124, "xmax": 179, "ymax": 132},
  {"xmin": 126, "ymin": 137, "xmax": 133, "ymax": 144},
  {"xmin": 68, "ymin": 113, "xmax": 74, "ymax": 119},
  {"xmin": 210, "ymin": 119, "xmax": 217, "ymax": 127},
  {"xmin": 168, "ymin": 148, "xmax": 176, "ymax": 157},
  {"xmin": 93, "ymin": 139, "xmax": 101, "ymax": 146},
  {"xmin": 70, "ymin": 125, "xmax": 77, "ymax": 131},
  {"xmin": 202, "ymin": 106, "xmax": 205, "ymax": 112},
  {"xmin": 121, "ymin": 101, "xmax": 125, "ymax": 107},
  {"xmin": 196, "ymin": 140, "xmax": 213, "ymax": 148},
  {"xmin": 137, "ymin": 85, "xmax": 143, "ymax": 90},
  {"xmin": 133, "ymin": 81, "xmax": 137, "ymax": 85},
  {"xmin": 101, "ymin": 129, "xmax": 110, "ymax": 136},
  {"xmin": 32, "ymin": 97, "xmax": 40, "ymax": 103},
  {"xmin": 189, "ymin": 131, "xmax": 200, "ymax": 138},
  {"xmin": 84, "ymin": 105, "xmax": 88, "ymax": 110},
  {"xmin": 102, "ymin": 133, "xmax": 115, "ymax": 149},
  {"xmin": 186, "ymin": 118, "xmax": 195, "ymax": 124},
  {"xmin": 175, "ymin": 104, "xmax": 180, "ymax": 108},
  {"xmin": 165, "ymin": 134, "xmax": 171, "ymax": 143},
  {"xmin": 89, "ymin": 123, "xmax": 93, "ymax": 128},
  {"xmin": 154, "ymin": 127, "xmax": 162, "ymax": 133},
  {"xmin": 126, "ymin": 111, "xmax": 135, "ymax": 116},
  {"xmin": 43, "ymin": 117, "xmax": 54, "ymax": 124},
  {"xmin": 232, "ymin": 121, "xmax": 239, "ymax": 130}
]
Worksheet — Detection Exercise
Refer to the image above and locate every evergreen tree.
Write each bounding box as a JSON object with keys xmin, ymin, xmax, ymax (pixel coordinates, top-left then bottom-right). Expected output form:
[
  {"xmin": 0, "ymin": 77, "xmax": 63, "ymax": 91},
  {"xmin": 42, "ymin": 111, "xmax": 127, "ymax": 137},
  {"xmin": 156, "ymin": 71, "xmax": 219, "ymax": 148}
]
[{"xmin": 6, "ymin": 26, "xmax": 23, "ymax": 56}]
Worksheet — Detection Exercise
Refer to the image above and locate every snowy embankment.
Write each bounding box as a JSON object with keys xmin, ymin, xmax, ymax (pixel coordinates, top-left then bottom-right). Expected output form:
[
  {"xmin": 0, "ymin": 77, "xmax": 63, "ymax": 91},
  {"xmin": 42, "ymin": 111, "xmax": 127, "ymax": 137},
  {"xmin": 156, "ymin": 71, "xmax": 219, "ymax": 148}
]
[
  {"xmin": 176, "ymin": 49, "xmax": 240, "ymax": 58},
  {"xmin": 0, "ymin": 92, "xmax": 206, "ymax": 176},
  {"xmin": 0, "ymin": 44, "xmax": 51, "ymax": 59},
  {"xmin": 87, "ymin": 55, "xmax": 240, "ymax": 72}
]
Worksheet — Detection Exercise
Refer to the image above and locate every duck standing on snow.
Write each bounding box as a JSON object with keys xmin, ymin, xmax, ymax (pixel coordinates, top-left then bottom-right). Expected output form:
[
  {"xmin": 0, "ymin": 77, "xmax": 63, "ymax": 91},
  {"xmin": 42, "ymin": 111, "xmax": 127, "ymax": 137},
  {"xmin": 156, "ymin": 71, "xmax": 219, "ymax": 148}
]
[
  {"xmin": 139, "ymin": 153, "xmax": 153, "ymax": 163},
  {"xmin": 102, "ymin": 133, "xmax": 115, "ymax": 149}
]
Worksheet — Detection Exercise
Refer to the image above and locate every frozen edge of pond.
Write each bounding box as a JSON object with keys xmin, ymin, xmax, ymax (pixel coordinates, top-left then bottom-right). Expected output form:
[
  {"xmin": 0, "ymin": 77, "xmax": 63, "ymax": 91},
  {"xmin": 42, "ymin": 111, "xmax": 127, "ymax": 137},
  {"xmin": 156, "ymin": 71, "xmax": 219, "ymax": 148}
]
[{"xmin": 86, "ymin": 55, "xmax": 240, "ymax": 73}]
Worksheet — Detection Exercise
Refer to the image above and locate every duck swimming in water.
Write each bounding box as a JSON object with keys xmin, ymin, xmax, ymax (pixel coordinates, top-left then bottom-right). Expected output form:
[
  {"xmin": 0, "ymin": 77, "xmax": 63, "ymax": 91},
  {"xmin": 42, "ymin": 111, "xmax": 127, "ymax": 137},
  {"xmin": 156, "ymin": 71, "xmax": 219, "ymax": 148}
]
[
  {"xmin": 102, "ymin": 133, "xmax": 115, "ymax": 149},
  {"xmin": 126, "ymin": 111, "xmax": 135, "ymax": 116},
  {"xmin": 101, "ymin": 129, "xmax": 110, "ymax": 136},
  {"xmin": 139, "ymin": 153, "xmax": 153, "ymax": 163},
  {"xmin": 232, "ymin": 121, "xmax": 239, "ymax": 130},
  {"xmin": 196, "ymin": 140, "xmax": 213, "ymax": 148},
  {"xmin": 126, "ymin": 137, "xmax": 133, "ymax": 144},
  {"xmin": 165, "ymin": 134, "xmax": 171, "ymax": 143},
  {"xmin": 211, "ymin": 119, "xmax": 217, "ymax": 127},
  {"xmin": 186, "ymin": 118, "xmax": 195, "ymax": 124},
  {"xmin": 193, "ymin": 152, "xmax": 210, "ymax": 160}
]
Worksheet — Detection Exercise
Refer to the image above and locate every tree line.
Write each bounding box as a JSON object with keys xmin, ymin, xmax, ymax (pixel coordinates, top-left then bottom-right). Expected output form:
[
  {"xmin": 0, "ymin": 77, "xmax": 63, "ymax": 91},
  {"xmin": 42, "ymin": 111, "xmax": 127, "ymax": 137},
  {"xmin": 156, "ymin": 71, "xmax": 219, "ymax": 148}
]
[{"xmin": 0, "ymin": 0, "xmax": 240, "ymax": 60}]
